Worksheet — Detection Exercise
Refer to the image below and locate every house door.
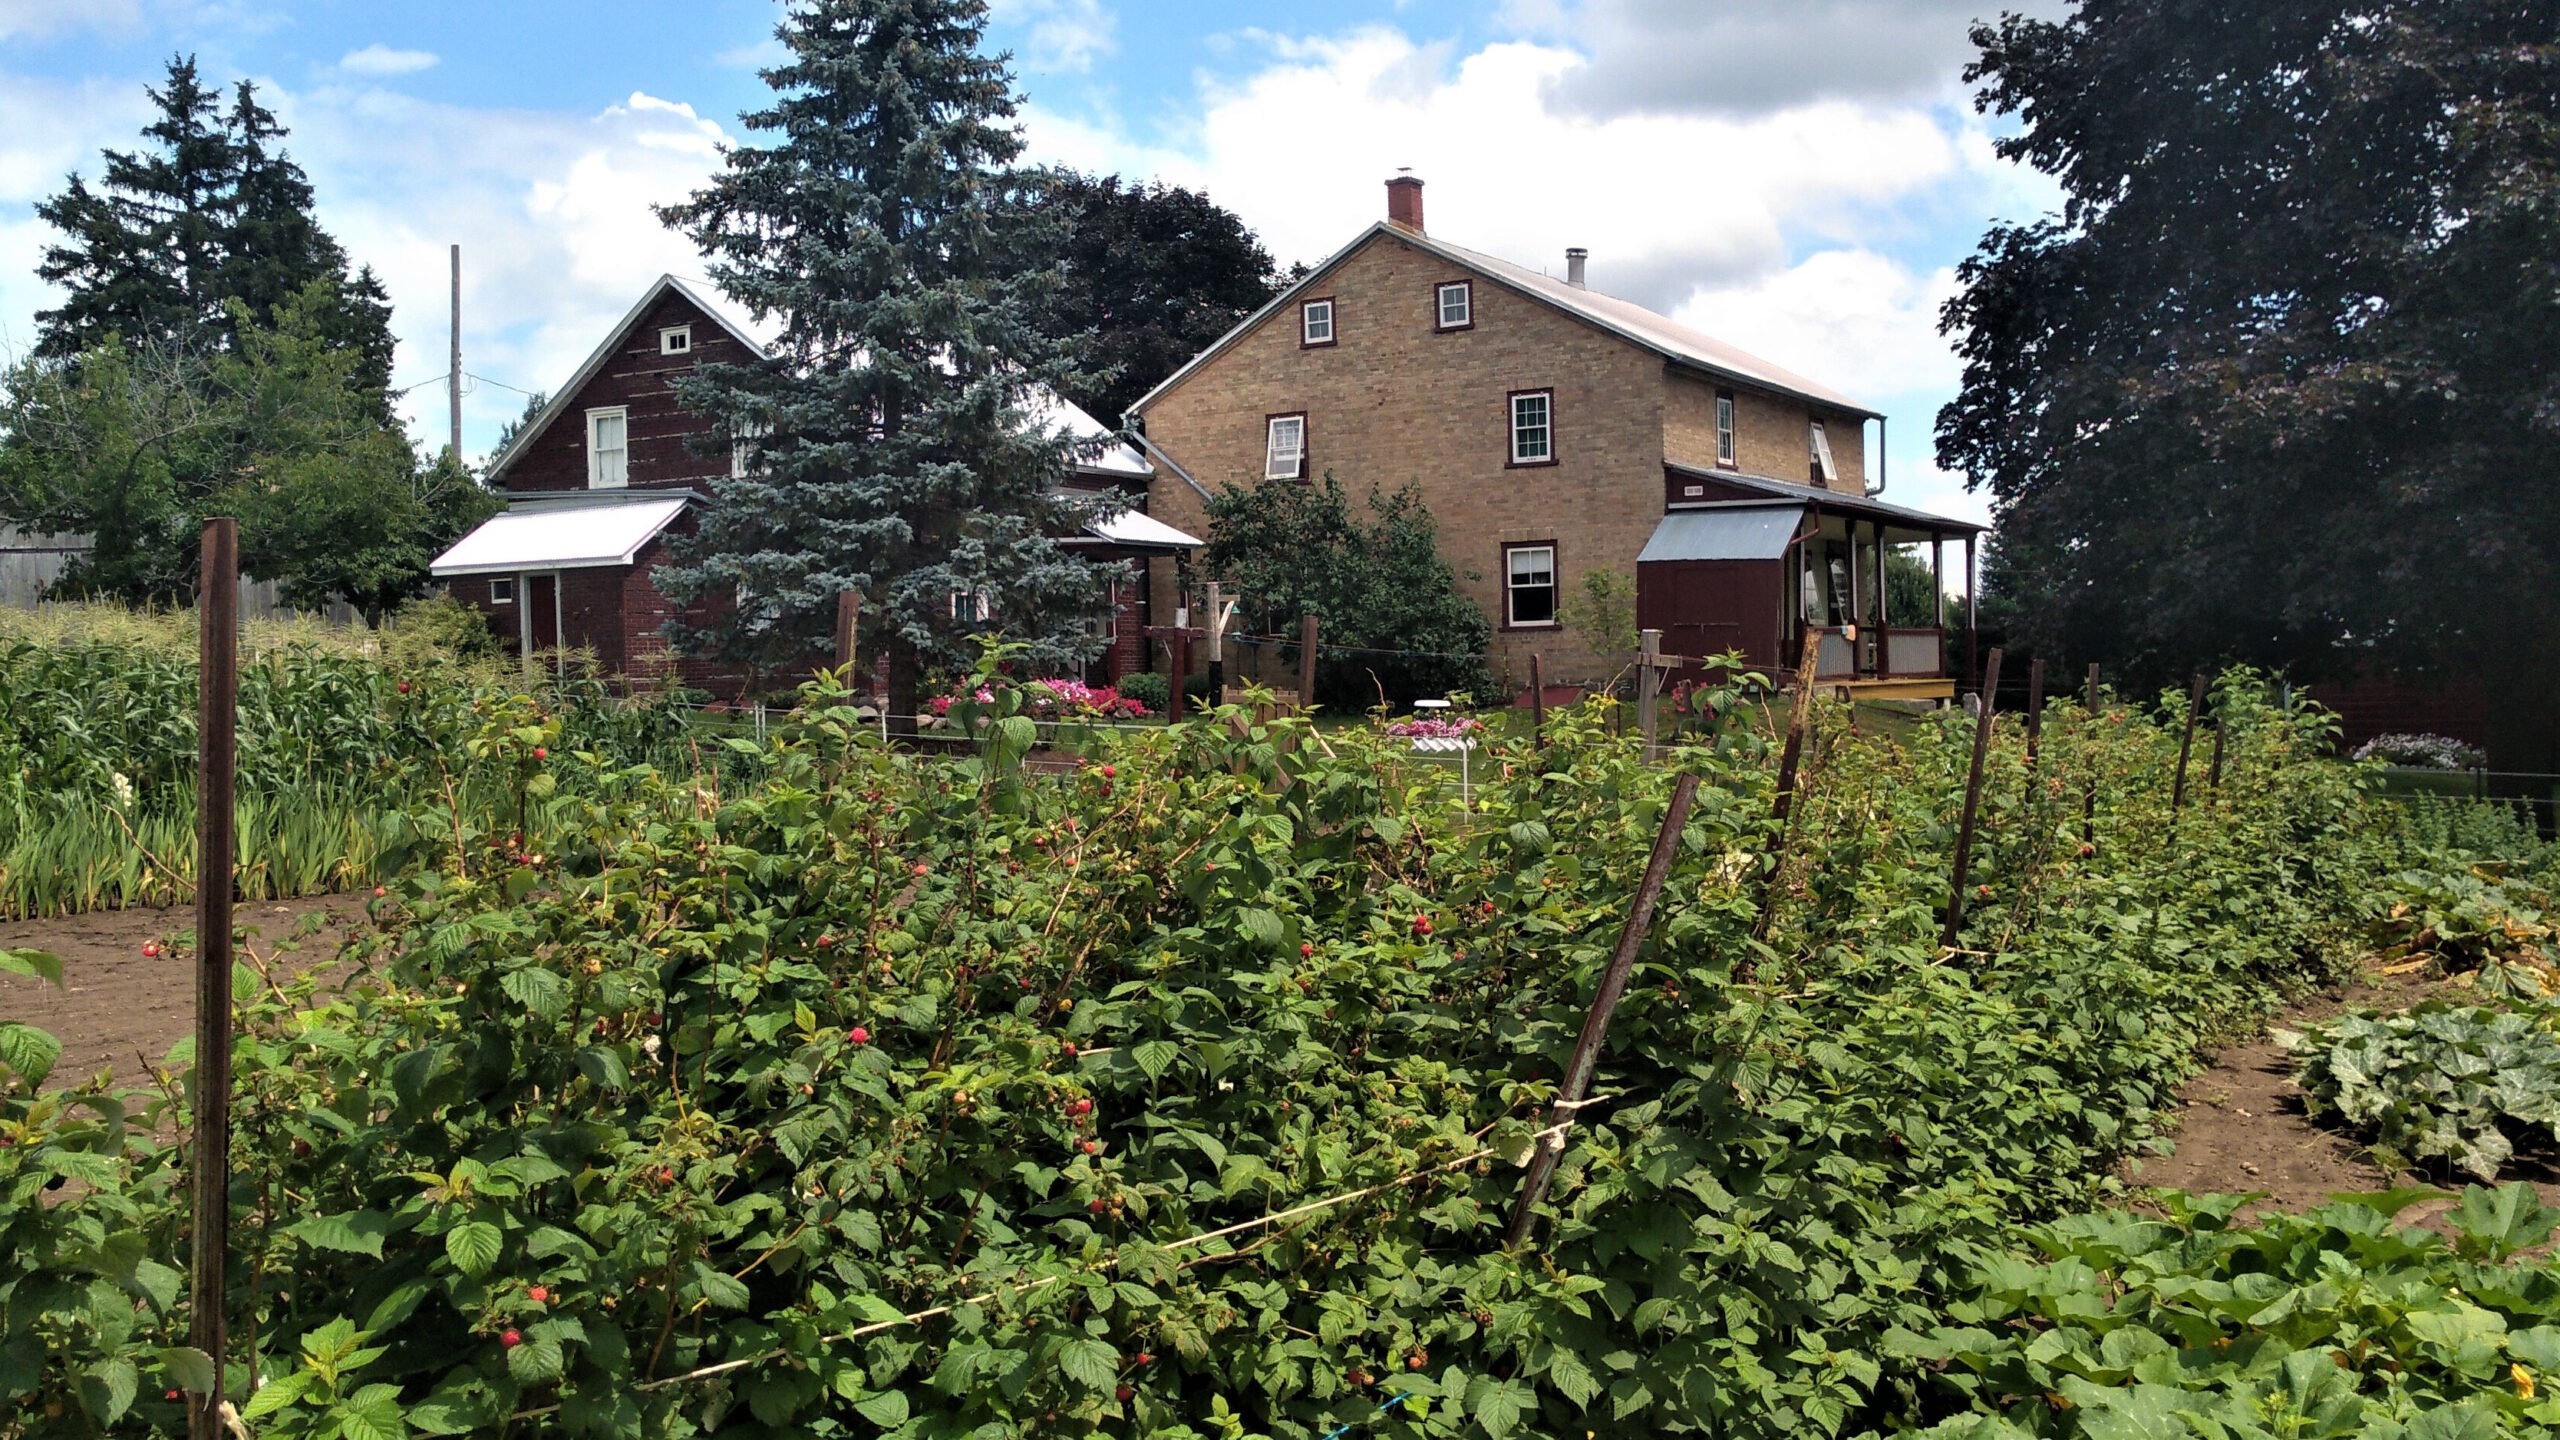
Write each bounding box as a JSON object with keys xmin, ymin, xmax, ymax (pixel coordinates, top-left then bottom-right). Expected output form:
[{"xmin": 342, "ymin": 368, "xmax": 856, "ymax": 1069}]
[{"xmin": 527, "ymin": 573, "xmax": 562, "ymax": 661}]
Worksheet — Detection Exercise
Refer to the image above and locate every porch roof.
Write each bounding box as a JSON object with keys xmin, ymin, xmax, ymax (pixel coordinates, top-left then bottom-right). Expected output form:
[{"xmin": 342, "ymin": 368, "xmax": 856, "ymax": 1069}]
[
  {"xmin": 429, "ymin": 496, "xmax": 690, "ymax": 577},
  {"xmin": 1662, "ymin": 461, "xmax": 1988, "ymax": 538},
  {"xmin": 1065, "ymin": 506, "xmax": 1204, "ymax": 554},
  {"xmin": 1638, "ymin": 506, "xmax": 1803, "ymax": 563}
]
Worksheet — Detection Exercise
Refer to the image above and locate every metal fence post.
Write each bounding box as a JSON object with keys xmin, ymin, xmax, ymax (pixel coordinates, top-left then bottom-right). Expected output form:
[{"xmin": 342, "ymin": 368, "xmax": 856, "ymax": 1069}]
[
  {"xmin": 1506, "ymin": 771, "xmax": 1698, "ymax": 1252},
  {"xmin": 1941, "ymin": 647, "xmax": 2004, "ymax": 951},
  {"xmin": 191, "ymin": 519, "xmax": 239, "ymax": 1440}
]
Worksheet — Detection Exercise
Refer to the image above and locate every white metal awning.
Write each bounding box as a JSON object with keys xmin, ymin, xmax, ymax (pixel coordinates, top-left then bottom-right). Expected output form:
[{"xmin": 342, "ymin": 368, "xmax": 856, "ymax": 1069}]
[
  {"xmin": 1076, "ymin": 508, "xmax": 1203, "ymax": 552},
  {"xmin": 1637, "ymin": 506, "xmax": 1805, "ymax": 563},
  {"xmin": 430, "ymin": 497, "xmax": 689, "ymax": 577}
]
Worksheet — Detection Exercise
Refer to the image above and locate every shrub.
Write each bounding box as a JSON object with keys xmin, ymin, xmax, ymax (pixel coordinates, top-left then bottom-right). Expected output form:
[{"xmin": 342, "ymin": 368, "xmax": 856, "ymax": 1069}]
[
  {"xmin": 1113, "ymin": 669, "xmax": 1169, "ymax": 711},
  {"xmin": 2288, "ymin": 1000, "xmax": 2560, "ymax": 1179},
  {"xmin": 2354, "ymin": 732, "xmax": 2487, "ymax": 769}
]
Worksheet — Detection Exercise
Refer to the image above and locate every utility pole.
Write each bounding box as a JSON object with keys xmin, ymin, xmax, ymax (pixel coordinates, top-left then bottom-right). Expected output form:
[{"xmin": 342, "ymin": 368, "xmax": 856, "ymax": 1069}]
[{"xmin": 448, "ymin": 245, "xmax": 463, "ymax": 464}]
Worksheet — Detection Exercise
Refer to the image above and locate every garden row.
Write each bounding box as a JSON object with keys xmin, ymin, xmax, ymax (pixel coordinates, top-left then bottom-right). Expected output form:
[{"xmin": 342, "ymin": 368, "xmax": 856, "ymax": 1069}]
[{"xmin": 4, "ymin": 662, "xmax": 2558, "ymax": 1439}]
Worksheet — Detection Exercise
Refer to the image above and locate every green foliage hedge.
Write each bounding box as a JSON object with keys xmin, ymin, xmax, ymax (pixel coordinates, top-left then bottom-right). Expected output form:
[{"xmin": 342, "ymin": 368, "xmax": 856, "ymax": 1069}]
[
  {"xmin": 2291, "ymin": 1002, "xmax": 2560, "ymax": 1182},
  {"xmin": 2, "ymin": 671, "xmax": 2548, "ymax": 1438}
]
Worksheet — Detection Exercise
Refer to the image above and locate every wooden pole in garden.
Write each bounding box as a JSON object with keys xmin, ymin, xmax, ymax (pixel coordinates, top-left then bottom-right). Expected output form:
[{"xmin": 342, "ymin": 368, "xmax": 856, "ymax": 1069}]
[
  {"xmin": 1169, "ymin": 631, "xmax": 1189, "ymax": 723},
  {"xmin": 1529, "ymin": 654, "xmax": 1546, "ymax": 742},
  {"xmin": 1637, "ymin": 629, "xmax": 1661, "ymax": 760},
  {"xmin": 2209, "ymin": 713, "xmax": 2227, "ymax": 789},
  {"xmin": 1506, "ymin": 770, "xmax": 1698, "ymax": 1252},
  {"xmin": 834, "ymin": 591, "xmax": 859, "ymax": 674},
  {"xmin": 2082, "ymin": 664, "xmax": 2101, "ymax": 848},
  {"xmin": 1941, "ymin": 647, "xmax": 2004, "ymax": 952},
  {"xmin": 2024, "ymin": 657, "xmax": 2046, "ymax": 774},
  {"xmin": 190, "ymin": 518, "xmax": 239, "ymax": 1440},
  {"xmin": 2171, "ymin": 672, "xmax": 2206, "ymax": 815},
  {"xmin": 1298, "ymin": 612, "xmax": 1318, "ymax": 713},
  {"xmin": 1751, "ymin": 629, "xmax": 1824, "ymax": 941}
]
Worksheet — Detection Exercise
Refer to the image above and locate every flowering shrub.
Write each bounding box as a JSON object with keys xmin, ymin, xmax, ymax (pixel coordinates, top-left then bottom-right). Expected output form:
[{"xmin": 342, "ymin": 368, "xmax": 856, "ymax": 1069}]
[
  {"xmin": 1384, "ymin": 716, "xmax": 1483, "ymax": 739},
  {"xmin": 2354, "ymin": 732, "xmax": 2487, "ymax": 769},
  {"xmin": 1026, "ymin": 677, "xmax": 1150, "ymax": 720}
]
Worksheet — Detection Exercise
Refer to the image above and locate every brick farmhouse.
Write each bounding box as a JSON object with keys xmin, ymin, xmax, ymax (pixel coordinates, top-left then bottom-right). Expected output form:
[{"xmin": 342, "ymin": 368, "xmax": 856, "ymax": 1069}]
[
  {"xmin": 1129, "ymin": 174, "xmax": 1986, "ymax": 698},
  {"xmin": 429, "ymin": 274, "xmax": 1196, "ymax": 695}
]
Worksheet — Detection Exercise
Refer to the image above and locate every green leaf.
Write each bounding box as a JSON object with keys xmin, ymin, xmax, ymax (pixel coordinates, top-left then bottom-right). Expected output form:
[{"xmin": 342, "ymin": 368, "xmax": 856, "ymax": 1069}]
[
  {"xmin": 499, "ymin": 965, "xmax": 568, "ymax": 1018},
  {"xmin": 79, "ymin": 1356, "xmax": 137, "ymax": 1425},
  {"xmin": 445, "ymin": 1219, "xmax": 503, "ymax": 1278},
  {"xmin": 1472, "ymin": 1376, "xmax": 1529, "ymax": 1439},
  {"xmin": 155, "ymin": 1347, "xmax": 217, "ymax": 1395},
  {"xmin": 1547, "ymin": 1344, "xmax": 1600, "ymax": 1409},
  {"xmin": 1132, "ymin": 1039, "xmax": 1180, "ymax": 1081},
  {"xmin": 0, "ymin": 947, "xmax": 62, "ymax": 985},
  {"xmin": 690, "ymin": 1260, "xmax": 751, "ymax": 1311},
  {"xmin": 853, "ymin": 1389, "xmax": 910, "ymax": 1427},
  {"xmin": 290, "ymin": 1210, "xmax": 394, "ymax": 1259},
  {"xmin": 506, "ymin": 1332, "xmax": 566, "ymax": 1384},
  {"xmin": 1059, "ymin": 1337, "xmax": 1120, "ymax": 1392},
  {"xmin": 573, "ymin": 1045, "xmax": 630, "ymax": 1090},
  {"xmin": 240, "ymin": 1370, "xmax": 314, "ymax": 1420},
  {"xmin": 339, "ymin": 1388, "xmax": 409, "ymax": 1440},
  {"xmin": 0, "ymin": 1021, "xmax": 63, "ymax": 1086}
]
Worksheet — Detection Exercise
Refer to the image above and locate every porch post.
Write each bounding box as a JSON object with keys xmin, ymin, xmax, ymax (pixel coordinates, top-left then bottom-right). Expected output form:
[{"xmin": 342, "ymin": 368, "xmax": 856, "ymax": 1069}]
[
  {"xmin": 516, "ymin": 570, "xmax": 533, "ymax": 678},
  {"xmin": 1873, "ymin": 519, "xmax": 1889, "ymax": 677},
  {"xmin": 1964, "ymin": 534, "xmax": 1979, "ymax": 694},
  {"xmin": 552, "ymin": 570, "xmax": 566, "ymax": 679}
]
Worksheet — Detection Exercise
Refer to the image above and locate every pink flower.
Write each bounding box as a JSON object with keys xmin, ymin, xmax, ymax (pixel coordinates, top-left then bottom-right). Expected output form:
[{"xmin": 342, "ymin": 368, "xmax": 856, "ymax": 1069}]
[{"xmin": 1386, "ymin": 717, "xmax": 1484, "ymax": 739}]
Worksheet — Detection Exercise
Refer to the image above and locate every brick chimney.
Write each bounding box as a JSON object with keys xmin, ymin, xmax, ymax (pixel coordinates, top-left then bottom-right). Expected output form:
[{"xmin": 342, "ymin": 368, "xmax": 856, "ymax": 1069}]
[{"xmin": 1385, "ymin": 170, "xmax": 1424, "ymax": 232}]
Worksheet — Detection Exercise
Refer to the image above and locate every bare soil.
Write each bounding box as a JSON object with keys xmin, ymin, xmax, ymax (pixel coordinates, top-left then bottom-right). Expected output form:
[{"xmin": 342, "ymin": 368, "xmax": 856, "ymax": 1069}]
[
  {"xmin": 2129, "ymin": 965, "xmax": 2560, "ymax": 1228},
  {"xmin": 0, "ymin": 895, "xmax": 367, "ymax": 1089}
]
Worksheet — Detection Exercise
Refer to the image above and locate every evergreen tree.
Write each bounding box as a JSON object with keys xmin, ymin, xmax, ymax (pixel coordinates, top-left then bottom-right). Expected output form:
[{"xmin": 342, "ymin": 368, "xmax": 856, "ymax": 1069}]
[
  {"xmin": 221, "ymin": 81, "xmax": 397, "ymax": 398},
  {"xmin": 656, "ymin": 0, "xmax": 1108, "ymax": 724}
]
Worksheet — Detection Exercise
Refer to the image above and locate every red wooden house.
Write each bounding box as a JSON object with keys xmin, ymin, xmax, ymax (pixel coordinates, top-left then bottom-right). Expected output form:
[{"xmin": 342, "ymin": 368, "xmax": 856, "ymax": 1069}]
[{"xmin": 430, "ymin": 274, "xmax": 1197, "ymax": 694}]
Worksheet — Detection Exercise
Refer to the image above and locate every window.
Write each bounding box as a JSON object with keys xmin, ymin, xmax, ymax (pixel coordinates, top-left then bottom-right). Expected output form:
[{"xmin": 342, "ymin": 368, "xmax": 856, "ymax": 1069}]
[
  {"xmin": 659, "ymin": 325, "xmax": 693, "ymax": 356},
  {"xmin": 1810, "ymin": 420, "xmax": 1837, "ymax": 485},
  {"xmin": 948, "ymin": 589, "xmax": 992, "ymax": 623},
  {"xmin": 1265, "ymin": 414, "xmax": 1307, "ymax": 480},
  {"xmin": 1436, "ymin": 282, "xmax": 1472, "ymax": 330},
  {"xmin": 489, "ymin": 578, "xmax": 516, "ymax": 605},
  {"xmin": 1716, "ymin": 392, "xmax": 1736, "ymax": 467},
  {"xmin": 1504, "ymin": 544, "xmax": 1558, "ymax": 628},
  {"xmin": 1301, "ymin": 298, "xmax": 1335, "ymax": 347},
  {"xmin": 731, "ymin": 420, "xmax": 768, "ymax": 480},
  {"xmin": 587, "ymin": 407, "xmax": 629, "ymax": 488},
  {"xmin": 1509, "ymin": 390, "xmax": 1554, "ymax": 466}
]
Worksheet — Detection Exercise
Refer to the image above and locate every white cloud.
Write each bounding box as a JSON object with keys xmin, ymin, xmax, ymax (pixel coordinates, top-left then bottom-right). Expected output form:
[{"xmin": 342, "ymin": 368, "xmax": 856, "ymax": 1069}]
[
  {"xmin": 1672, "ymin": 250, "xmax": 1961, "ymax": 402},
  {"xmin": 989, "ymin": 0, "xmax": 1117, "ymax": 74},
  {"xmin": 0, "ymin": 0, "xmax": 142, "ymax": 42},
  {"xmin": 338, "ymin": 45, "xmax": 441, "ymax": 77}
]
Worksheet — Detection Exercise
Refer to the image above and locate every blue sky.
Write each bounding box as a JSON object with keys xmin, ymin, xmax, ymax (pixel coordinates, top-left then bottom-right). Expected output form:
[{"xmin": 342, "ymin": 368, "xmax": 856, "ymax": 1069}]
[{"xmin": 0, "ymin": 0, "xmax": 2065, "ymax": 525}]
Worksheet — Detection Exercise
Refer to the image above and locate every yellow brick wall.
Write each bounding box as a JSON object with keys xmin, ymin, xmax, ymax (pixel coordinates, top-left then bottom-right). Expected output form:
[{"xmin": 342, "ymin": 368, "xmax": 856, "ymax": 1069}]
[
  {"xmin": 1661, "ymin": 372, "xmax": 1867, "ymax": 492},
  {"xmin": 1143, "ymin": 233, "xmax": 1672, "ymax": 689}
]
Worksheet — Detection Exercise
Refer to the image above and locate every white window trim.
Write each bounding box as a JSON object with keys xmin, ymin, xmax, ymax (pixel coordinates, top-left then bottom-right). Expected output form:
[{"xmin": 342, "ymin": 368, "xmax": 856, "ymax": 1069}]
[
  {"xmin": 1301, "ymin": 299, "xmax": 1334, "ymax": 346},
  {"xmin": 1265, "ymin": 415, "xmax": 1306, "ymax": 481},
  {"xmin": 1505, "ymin": 544, "xmax": 1559, "ymax": 628},
  {"xmin": 659, "ymin": 325, "xmax": 693, "ymax": 355},
  {"xmin": 489, "ymin": 578, "xmax": 516, "ymax": 605},
  {"xmin": 587, "ymin": 406, "xmax": 629, "ymax": 489},
  {"xmin": 948, "ymin": 589, "xmax": 992, "ymax": 623},
  {"xmin": 1811, "ymin": 421, "xmax": 1838, "ymax": 484},
  {"xmin": 731, "ymin": 420, "xmax": 768, "ymax": 480},
  {"xmin": 1716, "ymin": 394, "xmax": 1736, "ymax": 466},
  {"xmin": 1437, "ymin": 282, "xmax": 1472, "ymax": 330},
  {"xmin": 1509, "ymin": 391, "xmax": 1554, "ymax": 465}
]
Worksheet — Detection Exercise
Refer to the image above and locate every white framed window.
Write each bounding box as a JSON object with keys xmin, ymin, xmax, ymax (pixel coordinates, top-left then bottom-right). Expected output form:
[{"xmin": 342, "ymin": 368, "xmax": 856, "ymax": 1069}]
[
  {"xmin": 1509, "ymin": 390, "xmax": 1553, "ymax": 465},
  {"xmin": 948, "ymin": 589, "xmax": 992, "ymax": 623},
  {"xmin": 730, "ymin": 420, "xmax": 768, "ymax": 480},
  {"xmin": 1504, "ymin": 544, "xmax": 1558, "ymax": 628},
  {"xmin": 1716, "ymin": 393, "xmax": 1736, "ymax": 466},
  {"xmin": 1810, "ymin": 420, "xmax": 1837, "ymax": 485},
  {"xmin": 1301, "ymin": 299, "xmax": 1335, "ymax": 346},
  {"xmin": 659, "ymin": 325, "xmax": 693, "ymax": 356},
  {"xmin": 587, "ymin": 407, "xmax": 629, "ymax": 488},
  {"xmin": 1436, "ymin": 281, "xmax": 1472, "ymax": 330},
  {"xmin": 489, "ymin": 578, "xmax": 516, "ymax": 605},
  {"xmin": 1265, "ymin": 414, "xmax": 1306, "ymax": 480}
]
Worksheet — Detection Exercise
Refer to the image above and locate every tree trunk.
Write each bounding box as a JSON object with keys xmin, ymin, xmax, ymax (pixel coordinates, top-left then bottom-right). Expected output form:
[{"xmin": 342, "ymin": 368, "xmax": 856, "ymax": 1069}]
[{"xmin": 885, "ymin": 634, "xmax": 922, "ymax": 741}]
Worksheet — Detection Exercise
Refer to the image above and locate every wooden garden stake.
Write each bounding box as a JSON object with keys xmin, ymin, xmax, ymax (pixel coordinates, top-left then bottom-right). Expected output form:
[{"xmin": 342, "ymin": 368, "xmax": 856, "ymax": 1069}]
[
  {"xmin": 191, "ymin": 518, "xmax": 239, "ymax": 1440},
  {"xmin": 1752, "ymin": 629, "xmax": 1825, "ymax": 940},
  {"xmin": 2209, "ymin": 713, "xmax": 2227, "ymax": 789},
  {"xmin": 1298, "ymin": 612, "xmax": 1318, "ymax": 713},
  {"xmin": 1941, "ymin": 647, "xmax": 2003, "ymax": 952},
  {"xmin": 2024, "ymin": 657, "xmax": 2046, "ymax": 774},
  {"xmin": 1636, "ymin": 629, "xmax": 1662, "ymax": 760},
  {"xmin": 1169, "ymin": 631, "xmax": 1189, "ymax": 723},
  {"xmin": 2171, "ymin": 672, "xmax": 2206, "ymax": 815},
  {"xmin": 1529, "ymin": 653, "xmax": 1546, "ymax": 743},
  {"xmin": 1505, "ymin": 771, "xmax": 1699, "ymax": 1252},
  {"xmin": 2082, "ymin": 664, "xmax": 2101, "ymax": 848},
  {"xmin": 834, "ymin": 591, "xmax": 860, "ymax": 674}
]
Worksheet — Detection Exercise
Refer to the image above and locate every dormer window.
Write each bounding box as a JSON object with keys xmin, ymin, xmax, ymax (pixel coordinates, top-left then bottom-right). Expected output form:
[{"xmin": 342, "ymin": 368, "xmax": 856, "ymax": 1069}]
[
  {"xmin": 1810, "ymin": 421, "xmax": 1837, "ymax": 485},
  {"xmin": 1301, "ymin": 299, "xmax": 1335, "ymax": 348},
  {"xmin": 1436, "ymin": 282, "xmax": 1472, "ymax": 330},
  {"xmin": 659, "ymin": 325, "xmax": 693, "ymax": 356},
  {"xmin": 1265, "ymin": 413, "xmax": 1307, "ymax": 480}
]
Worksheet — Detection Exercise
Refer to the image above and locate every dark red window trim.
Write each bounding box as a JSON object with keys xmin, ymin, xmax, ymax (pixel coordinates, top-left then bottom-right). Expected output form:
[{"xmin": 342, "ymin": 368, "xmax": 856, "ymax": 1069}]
[
  {"xmin": 1500, "ymin": 539, "xmax": 1562, "ymax": 631},
  {"xmin": 1505, "ymin": 388, "xmax": 1558, "ymax": 469}
]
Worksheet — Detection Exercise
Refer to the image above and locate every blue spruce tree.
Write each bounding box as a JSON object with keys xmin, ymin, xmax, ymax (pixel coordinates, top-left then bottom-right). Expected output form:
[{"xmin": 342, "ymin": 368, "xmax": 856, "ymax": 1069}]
[{"xmin": 656, "ymin": 0, "xmax": 1111, "ymax": 726}]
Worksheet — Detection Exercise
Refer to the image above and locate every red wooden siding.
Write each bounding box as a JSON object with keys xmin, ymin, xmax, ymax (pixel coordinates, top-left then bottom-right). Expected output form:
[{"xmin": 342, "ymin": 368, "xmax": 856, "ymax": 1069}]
[
  {"xmin": 500, "ymin": 289, "xmax": 754, "ymax": 495},
  {"xmin": 1636, "ymin": 559, "xmax": 1785, "ymax": 674}
]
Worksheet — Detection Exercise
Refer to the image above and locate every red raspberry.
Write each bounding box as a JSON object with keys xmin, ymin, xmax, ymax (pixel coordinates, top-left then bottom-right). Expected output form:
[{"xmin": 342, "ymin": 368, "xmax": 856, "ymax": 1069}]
[
  {"xmin": 528, "ymin": 1285, "xmax": 549, "ymax": 1304},
  {"xmin": 847, "ymin": 1026, "xmax": 870, "ymax": 1045},
  {"xmin": 501, "ymin": 1329, "xmax": 522, "ymax": 1348}
]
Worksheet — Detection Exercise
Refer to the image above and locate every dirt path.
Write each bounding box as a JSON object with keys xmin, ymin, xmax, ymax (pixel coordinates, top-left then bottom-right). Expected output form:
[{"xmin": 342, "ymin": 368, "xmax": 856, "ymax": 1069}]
[
  {"xmin": 2129, "ymin": 967, "xmax": 2560, "ymax": 1224},
  {"xmin": 0, "ymin": 895, "xmax": 367, "ymax": 1089}
]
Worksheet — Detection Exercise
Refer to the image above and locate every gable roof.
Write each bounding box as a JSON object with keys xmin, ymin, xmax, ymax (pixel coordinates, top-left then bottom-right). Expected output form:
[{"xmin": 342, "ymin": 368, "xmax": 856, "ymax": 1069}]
[
  {"xmin": 1127, "ymin": 221, "xmax": 1880, "ymax": 422},
  {"xmin": 483, "ymin": 274, "xmax": 768, "ymax": 484}
]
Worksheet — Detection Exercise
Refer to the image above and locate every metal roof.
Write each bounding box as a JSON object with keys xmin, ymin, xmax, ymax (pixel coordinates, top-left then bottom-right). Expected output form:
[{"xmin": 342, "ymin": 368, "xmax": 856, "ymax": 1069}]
[
  {"xmin": 1127, "ymin": 221, "xmax": 1880, "ymax": 422},
  {"xmin": 1079, "ymin": 508, "xmax": 1202, "ymax": 551},
  {"xmin": 430, "ymin": 496, "xmax": 689, "ymax": 577},
  {"xmin": 1638, "ymin": 506, "xmax": 1805, "ymax": 564},
  {"xmin": 1663, "ymin": 462, "xmax": 1988, "ymax": 534}
]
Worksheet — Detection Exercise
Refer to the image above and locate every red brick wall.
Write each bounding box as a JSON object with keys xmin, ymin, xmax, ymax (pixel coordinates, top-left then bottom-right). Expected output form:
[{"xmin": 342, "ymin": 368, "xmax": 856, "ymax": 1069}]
[
  {"xmin": 498, "ymin": 288, "xmax": 755, "ymax": 496},
  {"xmin": 2305, "ymin": 675, "xmax": 2489, "ymax": 751}
]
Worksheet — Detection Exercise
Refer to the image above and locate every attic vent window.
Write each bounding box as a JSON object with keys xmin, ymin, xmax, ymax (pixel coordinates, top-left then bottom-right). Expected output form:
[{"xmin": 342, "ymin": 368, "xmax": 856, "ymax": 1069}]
[{"xmin": 660, "ymin": 325, "xmax": 693, "ymax": 356}]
